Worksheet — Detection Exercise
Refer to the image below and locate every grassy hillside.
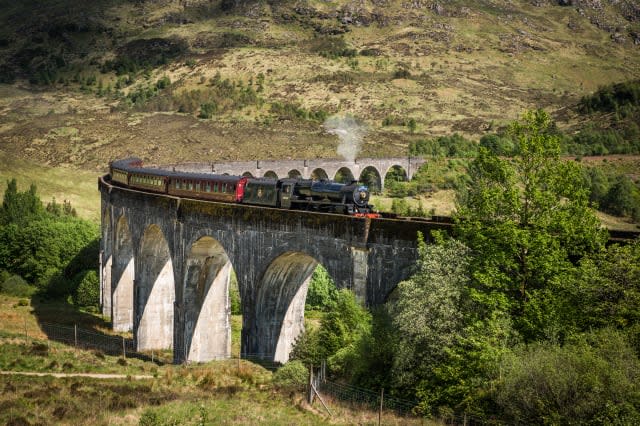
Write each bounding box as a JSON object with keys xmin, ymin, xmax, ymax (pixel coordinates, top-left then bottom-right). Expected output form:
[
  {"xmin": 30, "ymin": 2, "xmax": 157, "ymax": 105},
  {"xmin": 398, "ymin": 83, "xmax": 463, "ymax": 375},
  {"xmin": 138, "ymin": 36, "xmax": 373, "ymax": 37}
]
[
  {"xmin": 0, "ymin": 294, "xmax": 426, "ymax": 425},
  {"xmin": 1, "ymin": 0, "xmax": 639, "ymax": 163},
  {"xmin": 0, "ymin": 0, "xmax": 638, "ymax": 222}
]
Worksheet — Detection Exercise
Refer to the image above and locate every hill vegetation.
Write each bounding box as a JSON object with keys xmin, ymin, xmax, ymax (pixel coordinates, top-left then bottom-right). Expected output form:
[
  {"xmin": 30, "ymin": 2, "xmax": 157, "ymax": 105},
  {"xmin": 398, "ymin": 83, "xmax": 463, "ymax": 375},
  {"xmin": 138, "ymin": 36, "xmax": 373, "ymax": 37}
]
[
  {"xmin": 0, "ymin": 0, "xmax": 639, "ymax": 169},
  {"xmin": 287, "ymin": 111, "xmax": 640, "ymax": 424}
]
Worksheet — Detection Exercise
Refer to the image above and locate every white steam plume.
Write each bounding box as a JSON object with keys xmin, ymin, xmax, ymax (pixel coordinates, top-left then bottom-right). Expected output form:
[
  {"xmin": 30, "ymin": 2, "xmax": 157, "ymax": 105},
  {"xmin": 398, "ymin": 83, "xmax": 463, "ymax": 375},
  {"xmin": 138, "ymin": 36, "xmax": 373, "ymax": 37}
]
[{"xmin": 323, "ymin": 115, "xmax": 367, "ymax": 162}]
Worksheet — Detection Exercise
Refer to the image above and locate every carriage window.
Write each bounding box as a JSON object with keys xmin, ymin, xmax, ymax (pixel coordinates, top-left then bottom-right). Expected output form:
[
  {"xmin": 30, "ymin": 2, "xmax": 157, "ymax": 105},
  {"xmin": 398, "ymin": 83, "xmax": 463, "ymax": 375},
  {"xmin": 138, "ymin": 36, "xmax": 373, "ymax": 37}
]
[
  {"xmin": 231, "ymin": 185, "xmax": 235, "ymax": 191},
  {"xmin": 196, "ymin": 182, "xmax": 201, "ymax": 191},
  {"xmin": 206, "ymin": 183, "xmax": 211, "ymax": 192},
  {"xmin": 214, "ymin": 183, "xmax": 218, "ymax": 192},
  {"xmin": 188, "ymin": 182, "xmax": 193, "ymax": 190},
  {"xmin": 222, "ymin": 183, "xmax": 227, "ymax": 192},
  {"xmin": 175, "ymin": 181, "xmax": 180, "ymax": 189}
]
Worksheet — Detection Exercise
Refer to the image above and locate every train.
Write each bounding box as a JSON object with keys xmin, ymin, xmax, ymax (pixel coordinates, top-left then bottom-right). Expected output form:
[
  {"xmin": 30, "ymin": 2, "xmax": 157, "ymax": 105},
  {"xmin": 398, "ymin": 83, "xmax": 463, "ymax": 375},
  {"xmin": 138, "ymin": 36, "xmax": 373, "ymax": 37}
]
[{"xmin": 108, "ymin": 157, "xmax": 380, "ymax": 217}]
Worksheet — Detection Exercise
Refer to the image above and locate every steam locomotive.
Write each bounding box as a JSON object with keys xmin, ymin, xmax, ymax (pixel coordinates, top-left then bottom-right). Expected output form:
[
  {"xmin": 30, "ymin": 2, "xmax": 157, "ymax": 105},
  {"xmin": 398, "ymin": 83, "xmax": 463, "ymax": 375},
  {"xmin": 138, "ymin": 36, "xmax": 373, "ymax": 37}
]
[{"xmin": 108, "ymin": 158, "xmax": 379, "ymax": 217}]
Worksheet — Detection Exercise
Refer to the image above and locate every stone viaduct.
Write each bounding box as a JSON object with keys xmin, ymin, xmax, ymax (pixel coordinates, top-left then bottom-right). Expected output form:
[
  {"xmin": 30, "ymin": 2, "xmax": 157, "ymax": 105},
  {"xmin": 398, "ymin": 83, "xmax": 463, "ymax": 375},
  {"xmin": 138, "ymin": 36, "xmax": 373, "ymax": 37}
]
[
  {"xmin": 99, "ymin": 176, "xmax": 449, "ymax": 364},
  {"xmin": 169, "ymin": 157, "xmax": 427, "ymax": 191}
]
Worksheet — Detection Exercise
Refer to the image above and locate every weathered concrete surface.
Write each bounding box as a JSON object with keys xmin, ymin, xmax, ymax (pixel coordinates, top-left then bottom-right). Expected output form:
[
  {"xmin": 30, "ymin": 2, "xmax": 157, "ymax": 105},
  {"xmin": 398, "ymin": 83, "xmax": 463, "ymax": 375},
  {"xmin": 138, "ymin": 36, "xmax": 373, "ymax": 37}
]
[{"xmin": 99, "ymin": 177, "xmax": 450, "ymax": 363}]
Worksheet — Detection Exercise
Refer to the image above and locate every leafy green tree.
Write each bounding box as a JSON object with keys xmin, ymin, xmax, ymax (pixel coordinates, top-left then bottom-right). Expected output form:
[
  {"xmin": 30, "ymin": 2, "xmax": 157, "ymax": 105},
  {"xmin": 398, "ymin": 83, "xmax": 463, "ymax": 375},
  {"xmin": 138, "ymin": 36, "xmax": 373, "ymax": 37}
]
[
  {"xmin": 272, "ymin": 360, "xmax": 308, "ymax": 391},
  {"xmin": 455, "ymin": 110, "xmax": 607, "ymax": 341},
  {"xmin": 291, "ymin": 289, "xmax": 370, "ymax": 375},
  {"xmin": 383, "ymin": 236, "xmax": 514, "ymax": 415},
  {"xmin": 602, "ymin": 175, "xmax": 640, "ymax": 220},
  {"xmin": 567, "ymin": 241, "xmax": 640, "ymax": 333},
  {"xmin": 305, "ymin": 265, "xmax": 337, "ymax": 311},
  {"xmin": 0, "ymin": 217, "xmax": 98, "ymax": 289},
  {"xmin": 388, "ymin": 238, "xmax": 470, "ymax": 392},
  {"xmin": 0, "ymin": 179, "xmax": 43, "ymax": 225},
  {"xmin": 0, "ymin": 179, "xmax": 99, "ymax": 297}
]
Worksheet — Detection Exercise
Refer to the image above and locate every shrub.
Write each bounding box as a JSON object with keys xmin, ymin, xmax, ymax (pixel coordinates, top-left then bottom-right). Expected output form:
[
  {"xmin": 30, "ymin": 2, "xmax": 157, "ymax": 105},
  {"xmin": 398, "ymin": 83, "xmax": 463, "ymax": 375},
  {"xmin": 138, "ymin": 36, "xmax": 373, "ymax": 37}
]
[
  {"xmin": 0, "ymin": 274, "xmax": 37, "ymax": 297},
  {"xmin": 310, "ymin": 36, "xmax": 357, "ymax": 59},
  {"xmin": 272, "ymin": 360, "xmax": 308, "ymax": 391},
  {"xmin": 73, "ymin": 270, "xmax": 99, "ymax": 307},
  {"xmin": 198, "ymin": 101, "xmax": 218, "ymax": 119},
  {"xmin": 497, "ymin": 329, "xmax": 640, "ymax": 424},
  {"xmin": 393, "ymin": 67, "xmax": 412, "ymax": 79}
]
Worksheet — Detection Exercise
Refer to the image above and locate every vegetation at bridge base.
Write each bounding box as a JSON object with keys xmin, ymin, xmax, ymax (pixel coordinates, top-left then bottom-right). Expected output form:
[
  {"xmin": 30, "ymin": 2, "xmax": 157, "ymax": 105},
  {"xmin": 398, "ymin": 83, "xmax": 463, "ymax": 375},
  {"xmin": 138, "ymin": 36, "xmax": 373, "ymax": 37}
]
[
  {"xmin": 291, "ymin": 110, "xmax": 640, "ymax": 424},
  {"xmin": 0, "ymin": 178, "xmax": 99, "ymax": 308}
]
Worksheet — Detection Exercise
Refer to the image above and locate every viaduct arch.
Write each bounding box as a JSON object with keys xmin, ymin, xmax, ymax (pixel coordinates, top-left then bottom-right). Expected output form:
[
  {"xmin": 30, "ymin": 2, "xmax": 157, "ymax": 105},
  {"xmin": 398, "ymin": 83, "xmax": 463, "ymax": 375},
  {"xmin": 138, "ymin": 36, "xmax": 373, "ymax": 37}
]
[
  {"xmin": 99, "ymin": 177, "xmax": 449, "ymax": 364},
  {"xmin": 169, "ymin": 157, "xmax": 426, "ymax": 191}
]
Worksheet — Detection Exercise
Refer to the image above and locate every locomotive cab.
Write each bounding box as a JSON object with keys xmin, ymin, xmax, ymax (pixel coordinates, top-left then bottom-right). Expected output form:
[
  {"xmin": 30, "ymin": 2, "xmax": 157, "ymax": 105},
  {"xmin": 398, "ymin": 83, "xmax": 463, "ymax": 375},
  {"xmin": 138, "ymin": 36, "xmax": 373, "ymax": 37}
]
[{"xmin": 278, "ymin": 179, "xmax": 296, "ymax": 209}]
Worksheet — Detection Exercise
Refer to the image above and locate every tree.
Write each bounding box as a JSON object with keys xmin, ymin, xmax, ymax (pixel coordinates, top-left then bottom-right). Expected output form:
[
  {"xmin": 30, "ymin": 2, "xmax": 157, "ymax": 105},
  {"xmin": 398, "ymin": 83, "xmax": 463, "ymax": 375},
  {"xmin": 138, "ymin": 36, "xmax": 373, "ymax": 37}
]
[
  {"xmin": 0, "ymin": 179, "xmax": 43, "ymax": 225},
  {"xmin": 389, "ymin": 238, "xmax": 470, "ymax": 391},
  {"xmin": 291, "ymin": 289, "xmax": 371, "ymax": 375},
  {"xmin": 602, "ymin": 175, "xmax": 640, "ymax": 219},
  {"xmin": 455, "ymin": 110, "xmax": 608, "ymax": 341},
  {"xmin": 381, "ymin": 236, "xmax": 515, "ymax": 416},
  {"xmin": 567, "ymin": 241, "xmax": 640, "ymax": 333},
  {"xmin": 305, "ymin": 265, "xmax": 337, "ymax": 311}
]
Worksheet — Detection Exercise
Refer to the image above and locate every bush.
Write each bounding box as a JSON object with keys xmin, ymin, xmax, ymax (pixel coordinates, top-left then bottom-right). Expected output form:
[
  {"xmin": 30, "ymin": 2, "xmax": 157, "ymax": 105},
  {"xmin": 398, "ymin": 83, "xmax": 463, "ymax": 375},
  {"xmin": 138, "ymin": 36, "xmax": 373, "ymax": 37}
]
[
  {"xmin": 0, "ymin": 274, "xmax": 37, "ymax": 297},
  {"xmin": 198, "ymin": 101, "xmax": 218, "ymax": 119},
  {"xmin": 497, "ymin": 329, "xmax": 640, "ymax": 424},
  {"xmin": 73, "ymin": 269, "xmax": 99, "ymax": 307},
  {"xmin": 310, "ymin": 36, "xmax": 357, "ymax": 59},
  {"xmin": 409, "ymin": 134, "xmax": 477, "ymax": 158},
  {"xmin": 272, "ymin": 360, "xmax": 308, "ymax": 391}
]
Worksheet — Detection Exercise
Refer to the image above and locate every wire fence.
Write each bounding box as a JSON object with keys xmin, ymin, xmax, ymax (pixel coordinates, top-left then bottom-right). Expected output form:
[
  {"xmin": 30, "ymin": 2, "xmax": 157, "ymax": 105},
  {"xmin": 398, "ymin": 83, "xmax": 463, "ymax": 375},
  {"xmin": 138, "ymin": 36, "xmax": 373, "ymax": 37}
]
[
  {"xmin": 309, "ymin": 362, "xmax": 417, "ymax": 416},
  {"xmin": 6, "ymin": 321, "xmax": 491, "ymax": 424},
  {"xmin": 6, "ymin": 321, "xmax": 283, "ymax": 369}
]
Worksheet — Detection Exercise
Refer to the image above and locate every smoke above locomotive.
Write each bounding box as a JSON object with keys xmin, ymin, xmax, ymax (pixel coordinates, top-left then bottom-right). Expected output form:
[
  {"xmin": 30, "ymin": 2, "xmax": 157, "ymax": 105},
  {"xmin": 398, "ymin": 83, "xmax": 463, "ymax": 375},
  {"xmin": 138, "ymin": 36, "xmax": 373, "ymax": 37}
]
[{"xmin": 323, "ymin": 114, "xmax": 368, "ymax": 163}]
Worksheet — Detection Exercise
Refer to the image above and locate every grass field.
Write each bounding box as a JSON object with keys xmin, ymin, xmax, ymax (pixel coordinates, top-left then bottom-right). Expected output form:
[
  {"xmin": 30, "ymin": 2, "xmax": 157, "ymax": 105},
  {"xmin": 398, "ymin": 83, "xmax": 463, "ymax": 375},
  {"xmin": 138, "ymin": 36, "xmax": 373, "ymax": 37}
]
[{"xmin": 0, "ymin": 293, "xmax": 430, "ymax": 425}]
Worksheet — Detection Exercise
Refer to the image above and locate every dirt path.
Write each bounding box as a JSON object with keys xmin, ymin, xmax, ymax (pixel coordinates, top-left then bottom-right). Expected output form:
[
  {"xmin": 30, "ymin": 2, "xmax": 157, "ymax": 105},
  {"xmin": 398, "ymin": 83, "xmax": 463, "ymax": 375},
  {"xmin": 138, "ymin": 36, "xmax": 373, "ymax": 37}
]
[{"xmin": 0, "ymin": 370, "xmax": 154, "ymax": 380}]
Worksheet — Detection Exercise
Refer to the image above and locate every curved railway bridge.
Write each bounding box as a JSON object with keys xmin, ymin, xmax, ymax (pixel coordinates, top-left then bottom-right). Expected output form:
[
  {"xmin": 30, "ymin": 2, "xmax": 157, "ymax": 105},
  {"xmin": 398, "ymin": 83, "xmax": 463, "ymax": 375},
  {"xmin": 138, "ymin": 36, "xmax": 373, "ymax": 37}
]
[
  {"xmin": 99, "ymin": 176, "xmax": 450, "ymax": 365},
  {"xmin": 168, "ymin": 157, "xmax": 426, "ymax": 191}
]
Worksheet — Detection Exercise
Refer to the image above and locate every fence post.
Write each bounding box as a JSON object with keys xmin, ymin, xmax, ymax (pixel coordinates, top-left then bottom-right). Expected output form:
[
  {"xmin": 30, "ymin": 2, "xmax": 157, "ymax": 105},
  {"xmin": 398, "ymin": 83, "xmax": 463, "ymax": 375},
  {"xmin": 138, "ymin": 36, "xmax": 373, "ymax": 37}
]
[
  {"xmin": 307, "ymin": 365, "xmax": 314, "ymax": 404},
  {"xmin": 122, "ymin": 336, "xmax": 126, "ymax": 359},
  {"xmin": 74, "ymin": 324, "xmax": 78, "ymax": 347},
  {"xmin": 379, "ymin": 388, "xmax": 384, "ymax": 426}
]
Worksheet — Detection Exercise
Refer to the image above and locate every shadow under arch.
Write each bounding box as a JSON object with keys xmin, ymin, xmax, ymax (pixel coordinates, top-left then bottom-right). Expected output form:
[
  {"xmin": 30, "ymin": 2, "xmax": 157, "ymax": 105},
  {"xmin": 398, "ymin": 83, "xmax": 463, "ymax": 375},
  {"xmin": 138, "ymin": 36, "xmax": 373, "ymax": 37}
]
[
  {"xmin": 334, "ymin": 167, "xmax": 355, "ymax": 183},
  {"xmin": 359, "ymin": 166, "xmax": 382, "ymax": 193},
  {"xmin": 288, "ymin": 169, "xmax": 302, "ymax": 179},
  {"xmin": 311, "ymin": 168, "xmax": 329, "ymax": 180},
  {"xmin": 242, "ymin": 171, "xmax": 254, "ymax": 178},
  {"xmin": 135, "ymin": 224, "xmax": 175, "ymax": 353},
  {"xmin": 183, "ymin": 236, "xmax": 234, "ymax": 363},
  {"xmin": 263, "ymin": 170, "xmax": 278, "ymax": 179},
  {"xmin": 384, "ymin": 165, "xmax": 408, "ymax": 187},
  {"xmin": 253, "ymin": 251, "xmax": 320, "ymax": 363},
  {"xmin": 112, "ymin": 215, "xmax": 134, "ymax": 332}
]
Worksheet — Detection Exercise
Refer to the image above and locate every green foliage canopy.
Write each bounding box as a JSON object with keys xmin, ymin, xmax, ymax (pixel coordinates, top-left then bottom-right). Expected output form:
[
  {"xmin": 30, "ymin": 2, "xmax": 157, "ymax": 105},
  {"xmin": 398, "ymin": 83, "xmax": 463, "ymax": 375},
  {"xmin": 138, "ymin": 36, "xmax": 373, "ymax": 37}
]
[
  {"xmin": 455, "ymin": 110, "xmax": 608, "ymax": 341},
  {"xmin": 0, "ymin": 179, "xmax": 99, "ymax": 303}
]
